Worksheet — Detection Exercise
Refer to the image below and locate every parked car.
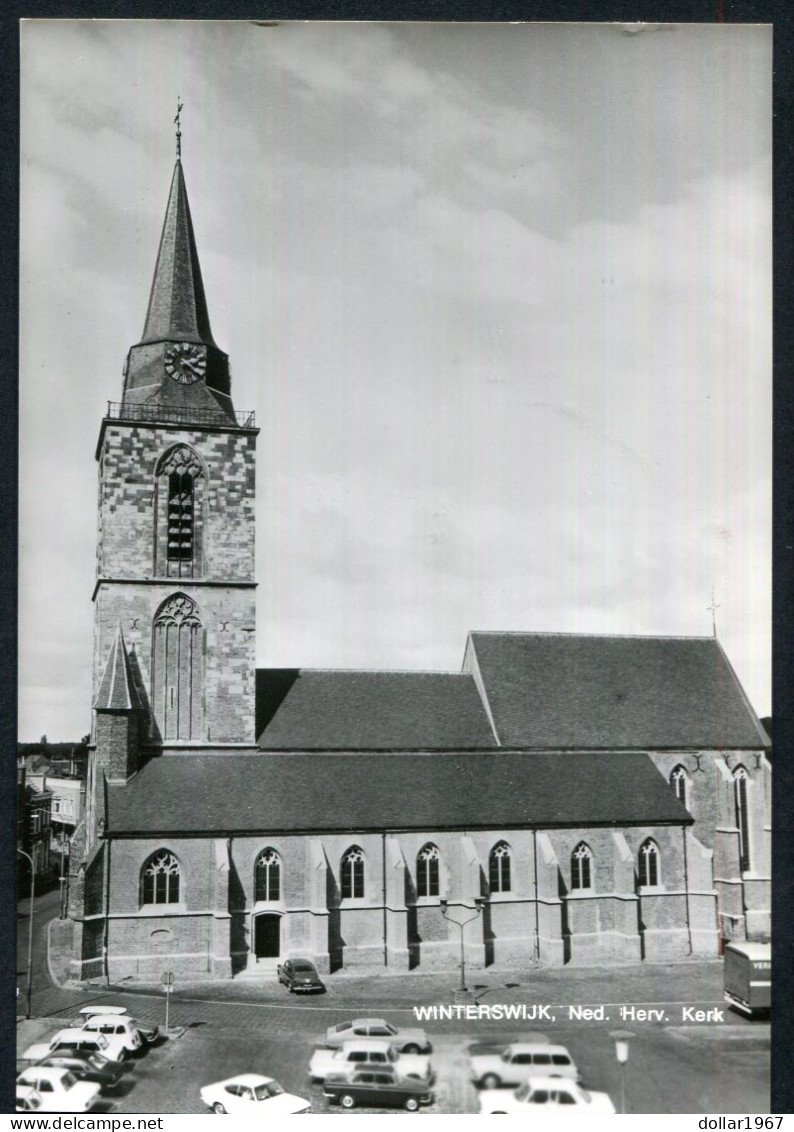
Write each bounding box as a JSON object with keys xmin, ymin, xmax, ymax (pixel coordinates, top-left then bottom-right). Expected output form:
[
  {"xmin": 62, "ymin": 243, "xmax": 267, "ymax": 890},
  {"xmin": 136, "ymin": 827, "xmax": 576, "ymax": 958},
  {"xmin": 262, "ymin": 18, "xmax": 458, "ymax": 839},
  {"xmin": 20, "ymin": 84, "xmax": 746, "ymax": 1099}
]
[
  {"xmin": 470, "ymin": 1042, "xmax": 578, "ymax": 1088},
  {"xmin": 76, "ymin": 1004, "xmax": 160, "ymax": 1045},
  {"xmin": 479, "ymin": 1077, "xmax": 616, "ymax": 1113},
  {"xmin": 324, "ymin": 1067, "xmax": 434, "ymax": 1111},
  {"xmin": 199, "ymin": 1073, "xmax": 311, "ymax": 1114},
  {"xmin": 78, "ymin": 1013, "xmax": 142, "ymax": 1055},
  {"xmin": 325, "ymin": 1019, "xmax": 432, "ymax": 1054},
  {"xmin": 277, "ymin": 958, "xmax": 326, "ymax": 993},
  {"xmin": 34, "ymin": 1051, "xmax": 127, "ymax": 1093},
  {"xmin": 21, "ymin": 1028, "xmax": 130, "ymax": 1064},
  {"xmin": 16, "ymin": 1068, "xmax": 101, "ymax": 1113},
  {"xmin": 310, "ymin": 1039, "xmax": 434, "ymax": 1084}
]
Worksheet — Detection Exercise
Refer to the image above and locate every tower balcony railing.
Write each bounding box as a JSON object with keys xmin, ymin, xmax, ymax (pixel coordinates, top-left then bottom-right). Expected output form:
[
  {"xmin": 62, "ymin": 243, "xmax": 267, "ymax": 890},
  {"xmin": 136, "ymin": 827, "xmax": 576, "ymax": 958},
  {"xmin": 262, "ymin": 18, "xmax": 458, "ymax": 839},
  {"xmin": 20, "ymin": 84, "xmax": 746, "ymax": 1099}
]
[{"xmin": 105, "ymin": 402, "xmax": 256, "ymax": 429}]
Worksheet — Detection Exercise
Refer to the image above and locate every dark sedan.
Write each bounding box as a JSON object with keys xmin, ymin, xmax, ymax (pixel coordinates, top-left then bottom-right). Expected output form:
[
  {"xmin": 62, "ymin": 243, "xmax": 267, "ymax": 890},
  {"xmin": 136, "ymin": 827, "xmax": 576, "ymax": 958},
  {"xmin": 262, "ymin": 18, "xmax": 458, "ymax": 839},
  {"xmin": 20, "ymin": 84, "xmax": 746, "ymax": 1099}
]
[
  {"xmin": 276, "ymin": 958, "xmax": 326, "ymax": 993},
  {"xmin": 32, "ymin": 1052, "xmax": 127, "ymax": 1093},
  {"xmin": 324, "ymin": 1068, "xmax": 434, "ymax": 1111}
]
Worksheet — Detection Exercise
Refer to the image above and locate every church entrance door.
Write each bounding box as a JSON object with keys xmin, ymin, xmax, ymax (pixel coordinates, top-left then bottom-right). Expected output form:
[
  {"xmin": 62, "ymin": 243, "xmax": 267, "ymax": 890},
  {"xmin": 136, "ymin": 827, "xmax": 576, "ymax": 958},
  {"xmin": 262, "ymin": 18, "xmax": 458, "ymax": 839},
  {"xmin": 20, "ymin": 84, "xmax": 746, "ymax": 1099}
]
[{"xmin": 254, "ymin": 913, "xmax": 281, "ymax": 960}]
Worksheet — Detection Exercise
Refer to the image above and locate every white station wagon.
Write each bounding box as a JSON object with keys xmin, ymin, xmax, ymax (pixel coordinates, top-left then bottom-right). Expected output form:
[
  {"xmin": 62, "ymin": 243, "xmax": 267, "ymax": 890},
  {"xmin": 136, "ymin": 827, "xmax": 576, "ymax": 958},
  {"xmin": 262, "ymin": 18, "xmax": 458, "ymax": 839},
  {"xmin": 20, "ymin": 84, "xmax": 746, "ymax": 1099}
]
[{"xmin": 470, "ymin": 1042, "xmax": 579, "ymax": 1088}]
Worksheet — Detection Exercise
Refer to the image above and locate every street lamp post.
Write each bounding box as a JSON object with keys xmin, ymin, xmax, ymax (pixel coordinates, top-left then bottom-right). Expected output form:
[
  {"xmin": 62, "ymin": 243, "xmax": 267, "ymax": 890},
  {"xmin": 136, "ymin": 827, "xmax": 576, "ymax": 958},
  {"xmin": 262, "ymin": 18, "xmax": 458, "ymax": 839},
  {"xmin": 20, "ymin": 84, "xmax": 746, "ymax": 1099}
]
[
  {"xmin": 58, "ymin": 831, "xmax": 68, "ymax": 919},
  {"xmin": 608, "ymin": 1029, "xmax": 634, "ymax": 1114},
  {"xmin": 439, "ymin": 898, "xmax": 485, "ymax": 993},
  {"xmin": 17, "ymin": 848, "xmax": 35, "ymax": 1020}
]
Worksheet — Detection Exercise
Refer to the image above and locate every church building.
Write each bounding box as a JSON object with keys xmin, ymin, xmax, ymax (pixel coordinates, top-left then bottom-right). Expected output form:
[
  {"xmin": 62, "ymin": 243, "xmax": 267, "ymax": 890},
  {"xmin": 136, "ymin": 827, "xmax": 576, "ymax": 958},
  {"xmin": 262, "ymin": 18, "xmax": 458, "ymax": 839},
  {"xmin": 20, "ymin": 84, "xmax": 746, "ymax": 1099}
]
[{"xmin": 67, "ymin": 151, "xmax": 771, "ymax": 982}]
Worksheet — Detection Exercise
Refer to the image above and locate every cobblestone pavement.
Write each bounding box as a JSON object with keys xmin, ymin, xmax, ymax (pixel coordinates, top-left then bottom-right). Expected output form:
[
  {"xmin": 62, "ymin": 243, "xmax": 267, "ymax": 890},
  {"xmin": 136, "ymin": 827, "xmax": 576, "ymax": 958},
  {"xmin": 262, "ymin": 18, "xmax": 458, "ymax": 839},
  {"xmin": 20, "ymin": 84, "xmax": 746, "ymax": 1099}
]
[{"xmin": 16, "ymin": 891, "xmax": 771, "ymax": 1114}]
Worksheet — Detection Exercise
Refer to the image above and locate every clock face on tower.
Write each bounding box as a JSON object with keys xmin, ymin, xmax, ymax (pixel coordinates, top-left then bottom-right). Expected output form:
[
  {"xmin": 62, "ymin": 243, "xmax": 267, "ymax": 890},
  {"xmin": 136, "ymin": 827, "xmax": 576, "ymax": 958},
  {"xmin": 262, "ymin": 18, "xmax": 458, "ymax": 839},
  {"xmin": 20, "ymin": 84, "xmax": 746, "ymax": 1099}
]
[{"xmin": 164, "ymin": 342, "xmax": 206, "ymax": 384}]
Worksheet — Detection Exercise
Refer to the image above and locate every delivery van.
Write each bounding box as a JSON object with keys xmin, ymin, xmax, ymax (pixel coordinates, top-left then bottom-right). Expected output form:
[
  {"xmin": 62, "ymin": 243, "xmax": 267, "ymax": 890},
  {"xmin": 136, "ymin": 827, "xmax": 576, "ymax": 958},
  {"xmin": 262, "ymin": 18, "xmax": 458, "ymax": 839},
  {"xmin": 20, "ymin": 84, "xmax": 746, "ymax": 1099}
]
[{"xmin": 723, "ymin": 941, "xmax": 771, "ymax": 1017}]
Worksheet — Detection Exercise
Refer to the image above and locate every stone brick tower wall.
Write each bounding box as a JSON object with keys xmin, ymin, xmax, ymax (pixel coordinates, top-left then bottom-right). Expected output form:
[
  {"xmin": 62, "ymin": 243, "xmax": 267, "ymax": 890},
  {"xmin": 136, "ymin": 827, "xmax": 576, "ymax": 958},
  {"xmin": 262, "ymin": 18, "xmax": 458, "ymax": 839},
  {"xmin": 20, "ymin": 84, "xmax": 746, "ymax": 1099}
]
[{"xmin": 93, "ymin": 421, "xmax": 257, "ymax": 746}]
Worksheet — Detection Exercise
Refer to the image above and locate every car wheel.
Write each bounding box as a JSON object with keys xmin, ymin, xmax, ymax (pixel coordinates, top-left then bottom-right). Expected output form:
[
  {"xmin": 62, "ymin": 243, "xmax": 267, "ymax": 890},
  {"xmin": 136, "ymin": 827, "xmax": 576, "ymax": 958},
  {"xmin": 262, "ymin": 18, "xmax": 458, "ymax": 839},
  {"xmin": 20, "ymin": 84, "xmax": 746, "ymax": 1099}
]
[
  {"xmin": 212, "ymin": 1102, "xmax": 227, "ymax": 1114},
  {"xmin": 403, "ymin": 1043, "xmax": 420, "ymax": 1054},
  {"xmin": 340, "ymin": 1094, "xmax": 356, "ymax": 1109},
  {"xmin": 405, "ymin": 1096, "xmax": 420, "ymax": 1112},
  {"xmin": 481, "ymin": 1074, "xmax": 501, "ymax": 1089}
]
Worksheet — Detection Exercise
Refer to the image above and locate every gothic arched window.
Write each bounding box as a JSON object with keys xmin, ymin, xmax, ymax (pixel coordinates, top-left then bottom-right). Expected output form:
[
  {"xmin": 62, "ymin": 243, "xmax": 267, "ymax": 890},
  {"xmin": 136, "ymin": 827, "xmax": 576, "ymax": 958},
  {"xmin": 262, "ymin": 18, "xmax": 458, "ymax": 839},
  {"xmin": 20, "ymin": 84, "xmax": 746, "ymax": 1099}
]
[
  {"xmin": 151, "ymin": 593, "xmax": 204, "ymax": 741},
  {"xmin": 254, "ymin": 848, "xmax": 281, "ymax": 902},
  {"xmin": 670, "ymin": 765, "xmax": 689, "ymax": 808},
  {"xmin": 417, "ymin": 843, "xmax": 440, "ymax": 898},
  {"xmin": 638, "ymin": 839, "xmax": 660, "ymax": 887},
  {"xmin": 571, "ymin": 842, "xmax": 593, "ymax": 890},
  {"xmin": 734, "ymin": 767, "xmax": 751, "ymax": 872},
  {"xmin": 140, "ymin": 849, "xmax": 181, "ymax": 906},
  {"xmin": 341, "ymin": 846, "xmax": 365, "ymax": 899},
  {"xmin": 489, "ymin": 841, "xmax": 512, "ymax": 893},
  {"xmin": 155, "ymin": 445, "xmax": 205, "ymax": 578}
]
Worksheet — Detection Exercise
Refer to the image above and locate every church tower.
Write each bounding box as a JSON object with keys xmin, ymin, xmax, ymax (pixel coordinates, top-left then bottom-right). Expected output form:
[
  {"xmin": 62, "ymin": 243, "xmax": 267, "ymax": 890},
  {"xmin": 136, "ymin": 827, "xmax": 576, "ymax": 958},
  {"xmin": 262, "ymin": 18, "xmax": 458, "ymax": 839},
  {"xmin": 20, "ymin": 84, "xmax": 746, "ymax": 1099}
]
[{"xmin": 91, "ymin": 147, "xmax": 258, "ymax": 772}]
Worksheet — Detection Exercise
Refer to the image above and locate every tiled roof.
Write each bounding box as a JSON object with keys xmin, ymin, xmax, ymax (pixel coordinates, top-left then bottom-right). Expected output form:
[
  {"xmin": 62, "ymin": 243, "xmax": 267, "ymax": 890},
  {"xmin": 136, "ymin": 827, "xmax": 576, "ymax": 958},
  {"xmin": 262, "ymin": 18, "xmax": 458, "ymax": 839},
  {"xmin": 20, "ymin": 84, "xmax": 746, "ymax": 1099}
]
[
  {"xmin": 467, "ymin": 632, "xmax": 768, "ymax": 750},
  {"xmin": 95, "ymin": 625, "xmax": 142, "ymax": 712},
  {"xmin": 139, "ymin": 160, "xmax": 216, "ymax": 346},
  {"xmin": 106, "ymin": 750, "xmax": 689, "ymax": 834},
  {"xmin": 256, "ymin": 670, "xmax": 498, "ymax": 749}
]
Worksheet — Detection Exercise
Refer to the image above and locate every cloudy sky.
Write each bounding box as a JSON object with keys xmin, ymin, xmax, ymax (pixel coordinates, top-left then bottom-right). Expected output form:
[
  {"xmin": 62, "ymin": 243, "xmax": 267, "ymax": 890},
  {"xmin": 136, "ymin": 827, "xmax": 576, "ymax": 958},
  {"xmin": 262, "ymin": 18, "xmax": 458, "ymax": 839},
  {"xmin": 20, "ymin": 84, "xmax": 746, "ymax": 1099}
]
[{"xmin": 19, "ymin": 21, "xmax": 771, "ymax": 740}]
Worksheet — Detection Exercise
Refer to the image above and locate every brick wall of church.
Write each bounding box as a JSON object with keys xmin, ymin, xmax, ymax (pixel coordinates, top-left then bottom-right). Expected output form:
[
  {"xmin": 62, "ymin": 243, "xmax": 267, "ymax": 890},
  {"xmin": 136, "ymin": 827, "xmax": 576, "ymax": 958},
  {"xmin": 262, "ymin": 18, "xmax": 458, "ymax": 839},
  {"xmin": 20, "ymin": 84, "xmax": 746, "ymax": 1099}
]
[{"xmin": 76, "ymin": 821, "xmax": 720, "ymax": 983}]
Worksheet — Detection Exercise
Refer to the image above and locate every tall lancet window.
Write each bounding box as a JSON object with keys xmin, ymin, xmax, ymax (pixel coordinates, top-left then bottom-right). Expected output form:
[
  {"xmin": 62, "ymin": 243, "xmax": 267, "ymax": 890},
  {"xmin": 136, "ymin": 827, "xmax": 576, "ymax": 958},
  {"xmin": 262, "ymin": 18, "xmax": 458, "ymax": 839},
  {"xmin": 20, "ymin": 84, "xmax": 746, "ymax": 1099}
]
[
  {"xmin": 670, "ymin": 766, "xmax": 689, "ymax": 808},
  {"xmin": 733, "ymin": 767, "xmax": 751, "ymax": 872},
  {"xmin": 155, "ymin": 445, "xmax": 204, "ymax": 578},
  {"xmin": 152, "ymin": 593, "xmax": 204, "ymax": 741}
]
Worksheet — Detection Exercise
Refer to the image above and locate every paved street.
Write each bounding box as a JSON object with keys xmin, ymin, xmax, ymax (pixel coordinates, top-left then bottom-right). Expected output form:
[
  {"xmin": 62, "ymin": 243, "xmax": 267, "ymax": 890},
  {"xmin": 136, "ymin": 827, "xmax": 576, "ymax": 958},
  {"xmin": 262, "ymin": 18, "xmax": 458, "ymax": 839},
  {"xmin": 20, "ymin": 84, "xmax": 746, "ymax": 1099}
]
[{"xmin": 17, "ymin": 890, "xmax": 771, "ymax": 1114}]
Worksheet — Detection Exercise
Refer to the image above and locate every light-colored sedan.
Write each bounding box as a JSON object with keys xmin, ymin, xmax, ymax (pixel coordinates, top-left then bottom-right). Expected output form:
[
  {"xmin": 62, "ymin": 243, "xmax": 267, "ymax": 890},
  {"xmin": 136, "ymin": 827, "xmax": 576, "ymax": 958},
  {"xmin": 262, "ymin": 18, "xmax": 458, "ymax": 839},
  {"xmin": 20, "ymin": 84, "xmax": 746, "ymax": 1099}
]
[
  {"xmin": 325, "ymin": 1019, "xmax": 432, "ymax": 1054},
  {"xmin": 21, "ymin": 1027, "xmax": 130, "ymax": 1064},
  {"xmin": 200, "ymin": 1073, "xmax": 311, "ymax": 1114},
  {"xmin": 16, "ymin": 1068, "xmax": 101, "ymax": 1113},
  {"xmin": 479, "ymin": 1077, "xmax": 616, "ymax": 1114}
]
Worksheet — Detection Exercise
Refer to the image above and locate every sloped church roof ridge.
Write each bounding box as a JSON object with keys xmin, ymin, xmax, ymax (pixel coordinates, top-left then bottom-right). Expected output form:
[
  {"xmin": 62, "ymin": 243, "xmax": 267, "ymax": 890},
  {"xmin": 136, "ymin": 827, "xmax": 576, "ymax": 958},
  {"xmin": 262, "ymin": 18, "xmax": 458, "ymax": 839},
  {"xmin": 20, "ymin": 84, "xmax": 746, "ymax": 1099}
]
[
  {"xmin": 94, "ymin": 623, "xmax": 142, "ymax": 712},
  {"xmin": 138, "ymin": 158, "xmax": 217, "ymax": 347}
]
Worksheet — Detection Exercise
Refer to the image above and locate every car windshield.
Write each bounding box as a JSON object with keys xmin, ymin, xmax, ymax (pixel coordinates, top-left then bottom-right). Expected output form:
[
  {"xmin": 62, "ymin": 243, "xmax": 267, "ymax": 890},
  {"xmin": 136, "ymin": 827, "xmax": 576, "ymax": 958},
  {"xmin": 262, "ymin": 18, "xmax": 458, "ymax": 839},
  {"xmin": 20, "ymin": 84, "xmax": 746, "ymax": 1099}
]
[
  {"xmin": 577, "ymin": 1087, "xmax": 592, "ymax": 1104},
  {"xmin": 514, "ymin": 1084, "xmax": 532, "ymax": 1102},
  {"xmin": 254, "ymin": 1082, "xmax": 284, "ymax": 1100},
  {"xmin": 294, "ymin": 964, "xmax": 314, "ymax": 973},
  {"xmin": 501, "ymin": 1049, "xmax": 512, "ymax": 1062},
  {"xmin": 334, "ymin": 1022, "xmax": 352, "ymax": 1032},
  {"xmin": 61, "ymin": 1072, "xmax": 78, "ymax": 1088},
  {"xmin": 384, "ymin": 1024, "xmax": 397, "ymax": 1035}
]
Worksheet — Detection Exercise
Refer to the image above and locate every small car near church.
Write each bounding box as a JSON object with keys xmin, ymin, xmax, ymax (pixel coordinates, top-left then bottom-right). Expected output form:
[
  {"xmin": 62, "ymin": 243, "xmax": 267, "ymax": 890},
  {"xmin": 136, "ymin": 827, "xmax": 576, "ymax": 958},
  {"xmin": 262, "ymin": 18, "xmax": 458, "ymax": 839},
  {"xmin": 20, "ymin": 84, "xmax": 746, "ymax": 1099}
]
[
  {"xmin": 21, "ymin": 1027, "xmax": 130, "ymax": 1064},
  {"xmin": 325, "ymin": 1018, "xmax": 432, "ymax": 1054},
  {"xmin": 76, "ymin": 1013, "xmax": 142, "ymax": 1056},
  {"xmin": 309, "ymin": 1039, "xmax": 434, "ymax": 1084},
  {"xmin": 33, "ymin": 1052, "xmax": 127, "ymax": 1093},
  {"xmin": 200, "ymin": 1073, "xmax": 311, "ymax": 1114},
  {"xmin": 76, "ymin": 1004, "xmax": 160, "ymax": 1045},
  {"xmin": 478, "ymin": 1077, "xmax": 616, "ymax": 1113},
  {"xmin": 323, "ymin": 1066, "xmax": 435, "ymax": 1111},
  {"xmin": 15, "ymin": 1068, "xmax": 101, "ymax": 1113},
  {"xmin": 470, "ymin": 1041, "xmax": 579, "ymax": 1088},
  {"xmin": 277, "ymin": 958, "xmax": 326, "ymax": 994}
]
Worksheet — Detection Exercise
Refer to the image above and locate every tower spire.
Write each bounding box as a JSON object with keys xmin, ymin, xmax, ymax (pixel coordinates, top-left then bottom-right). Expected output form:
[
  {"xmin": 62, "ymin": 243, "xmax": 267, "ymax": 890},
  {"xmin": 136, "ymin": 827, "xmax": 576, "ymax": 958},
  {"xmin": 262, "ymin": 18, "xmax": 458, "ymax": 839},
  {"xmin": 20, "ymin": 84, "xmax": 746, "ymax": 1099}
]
[
  {"xmin": 121, "ymin": 137, "xmax": 236, "ymax": 423},
  {"xmin": 174, "ymin": 96, "xmax": 183, "ymax": 162}
]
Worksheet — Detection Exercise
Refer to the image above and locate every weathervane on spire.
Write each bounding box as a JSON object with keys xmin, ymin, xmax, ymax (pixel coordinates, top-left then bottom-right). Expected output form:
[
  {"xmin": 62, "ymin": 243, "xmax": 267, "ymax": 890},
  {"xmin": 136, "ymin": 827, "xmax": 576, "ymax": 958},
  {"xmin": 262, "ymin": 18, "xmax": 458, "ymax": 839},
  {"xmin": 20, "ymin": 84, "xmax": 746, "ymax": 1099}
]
[
  {"xmin": 174, "ymin": 97, "xmax": 184, "ymax": 161},
  {"xmin": 707, "ymin": 588, "xmax": 720, "ymax": 637}
]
